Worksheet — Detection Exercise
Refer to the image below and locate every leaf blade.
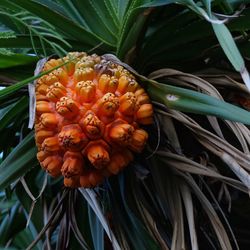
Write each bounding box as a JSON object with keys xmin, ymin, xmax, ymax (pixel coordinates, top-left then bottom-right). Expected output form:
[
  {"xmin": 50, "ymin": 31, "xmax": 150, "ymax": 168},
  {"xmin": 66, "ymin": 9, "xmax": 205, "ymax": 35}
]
[{"xmin": 0, "ymin": 132, "xmax": 37, "ymax": 190}]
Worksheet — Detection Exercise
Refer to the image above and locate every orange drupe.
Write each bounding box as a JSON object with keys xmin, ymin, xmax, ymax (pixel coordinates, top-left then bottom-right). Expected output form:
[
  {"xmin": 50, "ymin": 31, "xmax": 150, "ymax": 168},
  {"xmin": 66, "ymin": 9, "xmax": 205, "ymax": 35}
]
[{"xmin": 35, "ymin": 52, "xmax": 153, "ymax": 188}]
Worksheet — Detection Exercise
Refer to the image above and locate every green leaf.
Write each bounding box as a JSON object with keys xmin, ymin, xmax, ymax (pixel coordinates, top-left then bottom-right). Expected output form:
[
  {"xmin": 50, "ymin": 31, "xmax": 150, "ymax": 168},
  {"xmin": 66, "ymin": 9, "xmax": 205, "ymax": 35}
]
[
  {"xmin": 118, "ymin": 10, "xmax": 148, "ymax": 59},
  {"xmin": 139, "ymin": 13, "xmax": 212, "ymax": 65},
  {"xmin": 0, "ymin": 96, "xmax": 28, "ymax": 130},
  {"xmin": 212, "ymin": 22, "xmax": 244, "ymax": 73},
  {"xmin": 212, "ymin": 21, "xmax": 250, "ymax": 90},
  {"xmin": 0, "ymin": 75, "xmax": 36, "ymax": 103},
  {"xmin": 176, "ymin": 0, "xmax": 213, "ymax": 21},
  {"xmin": 0, "ymin": 203, "xmax": 26, "ymax": 246},
  {"xmin": 147, "ymin": 81, "xmax": 250, "ymax": 125},
  {"xmin": 0, "ymin": 31, "xmax": 16, "ymax": 39},
  {"xmin": 116, "ymin": 2, "xmax": 148, "ymax": 58},
  {"xmin": 103, "ymin": 0, "xmax": 120, "ymax": 25},
  {"xmin": 0, "ymin": 132, "xmax": 37, "ymax": 190},
  {"xmin": 0, "ymin": 247, "xmax": 18, "ymax": 250},
  {"xmin": 0, "ymin": 200, "xmax": 16, "ymax": 210},
  {"xmin": 0, "ymin": 54, "xmax": 37, "ymax": 69},
  {"xmin": 65, "ymin": 0, "xmax": 118, "ymax": 45},
  {"xmin": 0, "ymin": 35, "xmax": 91, "ymax": 53},
  {"xmin": 1, "ymin": 0, "xmax": 102, "ymax": 47},
  {"xmin": 12, "ymin": 227, "xmax": 40, "ymax": 250},
  {"xmin": 34, "ymin": 0, "xmax": 69, "ymax": 16},
  {"xmin": 140, "ymin": 0, "xmax": 175, "ymax": 7},
  {"xmin": 56, "ymin": 0, "xmax": 90, "ymax": 27}
]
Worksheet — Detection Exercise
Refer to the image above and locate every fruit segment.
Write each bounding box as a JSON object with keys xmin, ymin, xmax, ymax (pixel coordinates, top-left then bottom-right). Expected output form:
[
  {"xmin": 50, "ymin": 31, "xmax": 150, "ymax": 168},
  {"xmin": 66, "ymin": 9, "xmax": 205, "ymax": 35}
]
[
  {"xmin": 35, "ymin": 52, "xmax": 153, "ymax": 188},
  {"xmin": 61, "ymin": 151, "xmax": 84, "ymax": 178}
]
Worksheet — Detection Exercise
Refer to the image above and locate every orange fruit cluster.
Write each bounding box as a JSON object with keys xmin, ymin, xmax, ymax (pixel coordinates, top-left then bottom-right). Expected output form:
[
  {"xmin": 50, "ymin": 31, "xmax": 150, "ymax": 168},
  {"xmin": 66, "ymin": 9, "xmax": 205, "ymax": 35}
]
[{"xmin": 35, "ymin": 52, "xmax": 153, "ymax": 188}]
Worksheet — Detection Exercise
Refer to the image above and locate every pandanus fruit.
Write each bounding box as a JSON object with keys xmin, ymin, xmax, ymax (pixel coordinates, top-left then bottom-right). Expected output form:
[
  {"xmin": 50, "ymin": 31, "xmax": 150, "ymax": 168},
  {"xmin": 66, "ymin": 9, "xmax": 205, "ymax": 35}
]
[{"xmin": 35, "ymin": 52, "xmax": 153, "ymax": 188}]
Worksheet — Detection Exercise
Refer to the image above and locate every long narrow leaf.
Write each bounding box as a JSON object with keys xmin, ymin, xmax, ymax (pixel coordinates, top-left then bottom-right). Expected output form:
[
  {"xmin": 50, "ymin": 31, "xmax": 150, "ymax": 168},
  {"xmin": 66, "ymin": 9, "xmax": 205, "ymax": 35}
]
[
  {"xmin": 0, "ymin": 96, "xmax": 28, "ymax": 130},
  {"xmin": 0, "ymin": 54, "xmax": 37, "ymax": 69},
  {"xmin": 148, "ymin": 81, "xmax": 250, "ymax": 124},
  {"xmin": 1, "ymin": 0, "xmax": 101, "ymax": 47},
  {"xmin": 212, "ymin": 22, "xmax": 250, "ymax": 90},
  {"xmin": 0, "ymin": 132, "xmax": 37, "ymax": 190}
]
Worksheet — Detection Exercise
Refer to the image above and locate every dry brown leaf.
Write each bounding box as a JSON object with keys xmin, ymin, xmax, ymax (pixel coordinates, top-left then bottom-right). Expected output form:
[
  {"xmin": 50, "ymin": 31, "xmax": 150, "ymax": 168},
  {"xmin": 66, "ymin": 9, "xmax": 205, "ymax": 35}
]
[
  {"xmin": 180, "ymin": 182, "xmax": 198, "ymax": 250},
  {"xmin": 178, "ymin": 173, "xmax": 233, "ymax": 250}
]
